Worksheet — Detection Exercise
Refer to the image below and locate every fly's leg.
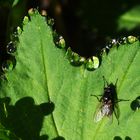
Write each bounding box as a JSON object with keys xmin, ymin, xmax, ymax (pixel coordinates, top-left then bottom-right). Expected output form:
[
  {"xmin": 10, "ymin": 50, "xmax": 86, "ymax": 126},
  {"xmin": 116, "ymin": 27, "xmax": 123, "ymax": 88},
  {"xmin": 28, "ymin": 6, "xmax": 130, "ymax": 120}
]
[
  {"xmin": 116, "ymin": 99, "xmax": 129, "ymax": 103},
  {"xmin": 114, "ymin": 109, "xmax": 120, "ymax": 125},
  {"xmin": 91, "ymin": 95, "xmax": 102, "ymax": 102}
]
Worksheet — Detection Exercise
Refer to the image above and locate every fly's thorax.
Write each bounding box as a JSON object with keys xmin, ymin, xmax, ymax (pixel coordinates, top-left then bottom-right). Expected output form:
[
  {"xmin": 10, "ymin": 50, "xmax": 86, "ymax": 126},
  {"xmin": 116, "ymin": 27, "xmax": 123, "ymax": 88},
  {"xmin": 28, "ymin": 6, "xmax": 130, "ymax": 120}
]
[{"xmin": 102, "ymin": 91, "xmax": 113, "ymax": 103}]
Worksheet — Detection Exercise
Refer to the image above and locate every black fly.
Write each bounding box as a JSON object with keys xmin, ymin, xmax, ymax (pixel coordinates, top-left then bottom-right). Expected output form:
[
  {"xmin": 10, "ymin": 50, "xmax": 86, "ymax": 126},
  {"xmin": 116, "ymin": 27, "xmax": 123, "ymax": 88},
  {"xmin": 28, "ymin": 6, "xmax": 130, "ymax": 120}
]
[{"xmin": 92, "ymin": 77, "xmax": 128, "ymax": 124}]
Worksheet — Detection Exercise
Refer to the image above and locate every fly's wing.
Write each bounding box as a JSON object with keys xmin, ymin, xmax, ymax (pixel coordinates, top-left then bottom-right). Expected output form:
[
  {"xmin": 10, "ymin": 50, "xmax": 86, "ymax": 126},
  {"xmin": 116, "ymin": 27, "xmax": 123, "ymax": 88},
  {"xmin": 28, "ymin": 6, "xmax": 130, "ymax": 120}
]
[
  {"xmin": 94, "ymin": 103, "xmax": 106, "ymax": 122},
  {"xmin": 108, "ymin": 109, "xmax": 114, "ymax": 124},
  {"xmin": 114, "ymin": 101, "xmax": 120, "ymax": 124}
]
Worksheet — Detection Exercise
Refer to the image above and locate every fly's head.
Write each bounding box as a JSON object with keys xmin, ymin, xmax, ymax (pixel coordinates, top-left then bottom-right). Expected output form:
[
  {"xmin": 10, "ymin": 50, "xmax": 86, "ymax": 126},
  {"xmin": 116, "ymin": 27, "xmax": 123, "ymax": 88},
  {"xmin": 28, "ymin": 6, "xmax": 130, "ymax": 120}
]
[{"xmin": 103, "ymin": 82, "xmax": 117, "ymax": 103}]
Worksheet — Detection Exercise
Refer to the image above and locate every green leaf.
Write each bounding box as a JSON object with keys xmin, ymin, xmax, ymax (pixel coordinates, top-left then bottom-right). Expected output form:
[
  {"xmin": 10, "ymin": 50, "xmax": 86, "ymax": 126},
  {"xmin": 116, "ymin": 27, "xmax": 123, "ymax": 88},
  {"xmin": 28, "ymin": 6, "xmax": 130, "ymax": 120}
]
[
  {"xmin": 117, "ymin": 5, "xmax": 140, "ymax": 31},
  {"xmin": 0, "ymin": 11, "xmax": 140, "ymax": 140},
  {"xmin": 12, "ymin": 0, "xmax": 19, "ymax": 7}
]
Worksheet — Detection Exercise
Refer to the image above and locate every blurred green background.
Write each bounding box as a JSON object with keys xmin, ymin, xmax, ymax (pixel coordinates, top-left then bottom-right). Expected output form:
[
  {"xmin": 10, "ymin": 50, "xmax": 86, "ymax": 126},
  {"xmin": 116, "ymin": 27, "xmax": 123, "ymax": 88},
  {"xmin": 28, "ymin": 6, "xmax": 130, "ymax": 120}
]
[{"xmin": 1, "ymin": 0, "xmax": 140, "ymax": 57}]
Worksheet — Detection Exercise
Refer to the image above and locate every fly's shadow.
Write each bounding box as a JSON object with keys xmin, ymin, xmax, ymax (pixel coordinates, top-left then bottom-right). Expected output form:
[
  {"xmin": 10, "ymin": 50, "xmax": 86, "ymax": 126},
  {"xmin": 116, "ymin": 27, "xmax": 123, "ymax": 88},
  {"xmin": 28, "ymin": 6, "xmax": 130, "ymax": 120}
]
[
  {"xmin": 0, "ymin": 97, "xmax": 56, "ymax": 140},
  {"xmin": 130, "ymin": 96, "xmax": 140, "ymax": 111}
]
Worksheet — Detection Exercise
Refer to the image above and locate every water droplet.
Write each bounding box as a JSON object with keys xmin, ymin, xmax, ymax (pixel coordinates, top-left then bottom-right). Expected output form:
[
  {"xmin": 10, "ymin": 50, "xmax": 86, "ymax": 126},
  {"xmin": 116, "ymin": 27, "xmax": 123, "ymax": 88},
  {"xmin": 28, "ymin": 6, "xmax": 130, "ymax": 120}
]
[
  {"xmin": 100, "ymin": 48, "xmax": 106, "ymax": 55},
  {"xmin": 127, "ymin": 36, "xmax": 137, "ymax": 44},
  {"xmin": 17, "ymin": 26, "xmax": 22, "ymax": 35},
  {"xmin": 6, "ymin": 41, "xmax": 16, "ymax": 54},
  {"xmin": 53, "ymin": 31, "xmax": 66, "ymax": 48},
  {"xmin": 79, "ymin": 57, "xmax": 86, "ymax": 64},
  {"xmin": 105, "ymin": 38, "xmax": 119, "ymax": 54},
  {"xmin": 86, "ymin": 58, "xmax": 94, "ymax": 70},
  {"xmin": 92, "ymin": 56, "xmax": 99, "ymax": 69},
  {"xmin": 2, "ymin": 60, "xmax": 14, "ymax": 72},
  {"xmin": 66, "ymin": 47, "xmax": 72, "ymax": 57},
  {"xmin": 70, "ymin": 52, "xmax": 79, "ymax": 63},
  {"xmin": 47, "ymin": 17, "xmax": 54, "ymax": 27},
  {"xmin": 118, "ymin": 37, "xmax": 127, "ymax": 45},
  {"xmin": 28, "ymin": 8, "xmax": 35, "ymax": 16},
  {"xmin": 23, "ymin": 16, "xmax": 29, "ymax": 25},
  {"xmin": 58, "ymin": 36, "xmax": 65, "ymax": 48},
  {"xmin": 66, "ymin": 48, "xmax": 85, "ymax": 66},
  {"xmin": 106, "ymin": 38, "xmax": 118, "ymax": 48},
  {"xmin": 86, "ymin": 56, "xmax": 99, "ymax": 70},
  {"xmin": 41, "ymin": 10, "xmax": 47, "ymax": 16},
  {"xmin": 111, "ymin": 39, "xmax": 118, "ymax": 45},
  {"xmin": 12, "ymin": 31, "xmax": 19, "ymax": 41},
  {"xmin": 70, "ymin": 52, "xmax": 85, "ymax": 66}
]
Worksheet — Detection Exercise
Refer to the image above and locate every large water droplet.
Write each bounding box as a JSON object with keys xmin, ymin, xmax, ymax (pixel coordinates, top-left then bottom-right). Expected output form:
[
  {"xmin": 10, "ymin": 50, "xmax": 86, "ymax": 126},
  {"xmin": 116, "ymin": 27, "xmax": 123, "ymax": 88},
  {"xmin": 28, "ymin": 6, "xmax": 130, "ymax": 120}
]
[
  {"xmin": 86, "ymin": 56, "xmax": 99, "ymax": 70},
  {"xmin": 92, "ymin": 56, "xmax": 99, "ymax": 69},
  {"xmin": 127, "ymin": 36, "xmax": 137, "ymax": 44}
]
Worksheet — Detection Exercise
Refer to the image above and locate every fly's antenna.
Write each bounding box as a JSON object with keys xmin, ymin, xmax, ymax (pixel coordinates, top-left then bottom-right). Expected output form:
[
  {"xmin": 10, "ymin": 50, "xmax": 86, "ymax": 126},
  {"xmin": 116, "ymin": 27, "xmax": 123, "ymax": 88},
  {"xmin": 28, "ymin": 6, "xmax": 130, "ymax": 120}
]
[
  {"xmin": 102, "ymin": 76, "xmax": 109, "ymax": 87},
  {"xmin": 103, "ymin": 76, "xmax": 118, "ymax": 87}
]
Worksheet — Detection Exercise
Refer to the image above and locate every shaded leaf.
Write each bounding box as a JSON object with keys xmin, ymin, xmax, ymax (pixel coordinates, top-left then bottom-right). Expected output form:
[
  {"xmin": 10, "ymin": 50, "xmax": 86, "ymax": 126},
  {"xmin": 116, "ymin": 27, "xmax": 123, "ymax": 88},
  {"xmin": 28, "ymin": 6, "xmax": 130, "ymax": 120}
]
[{"xmin": 117, "ymin": 5, "xmax": 140, "ymax": 31}]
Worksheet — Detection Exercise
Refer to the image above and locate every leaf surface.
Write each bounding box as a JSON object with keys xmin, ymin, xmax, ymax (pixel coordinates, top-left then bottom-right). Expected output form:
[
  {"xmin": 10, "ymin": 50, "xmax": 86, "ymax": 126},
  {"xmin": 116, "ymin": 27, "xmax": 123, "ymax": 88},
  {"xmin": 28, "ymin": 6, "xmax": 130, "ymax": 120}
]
[{"xmin": 0, "ymin": 11, "xmax": 139, "ymax": 140}]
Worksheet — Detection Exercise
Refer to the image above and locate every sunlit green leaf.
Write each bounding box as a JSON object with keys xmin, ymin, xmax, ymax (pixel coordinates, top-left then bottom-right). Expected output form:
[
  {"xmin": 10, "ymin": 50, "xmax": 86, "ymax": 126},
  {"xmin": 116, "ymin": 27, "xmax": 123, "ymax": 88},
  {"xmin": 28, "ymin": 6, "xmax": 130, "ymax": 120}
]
[{"xmin": 0, "ymin": 11, "xmax": 139, "ymax": 140}]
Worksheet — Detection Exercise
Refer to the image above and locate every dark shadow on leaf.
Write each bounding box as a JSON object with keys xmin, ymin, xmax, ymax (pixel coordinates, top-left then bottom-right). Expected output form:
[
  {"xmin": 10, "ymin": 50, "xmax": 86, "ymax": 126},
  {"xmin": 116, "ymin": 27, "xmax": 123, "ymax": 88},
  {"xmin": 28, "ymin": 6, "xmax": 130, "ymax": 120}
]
[
  {"xmin": 52, "ymin": 136, "xmax": 65, "ymax": 140},
  {"xmin": 130, "ymin": 96, "xmax": 140, "ymax": 111},
  {"xmin": 125, "ymin": 136, "xmax": 132, "ymax": 140},
  {"xmin": 39, "ymin": 135, "xmax": 49, "ymax": 140},
  {"xmin": 0, "ymin": 97, "xmax": 55, "ymax": 140},
  {"xmin": 40, "ymin": 102, "xmax": 55, "ymax": 115},
  {"xmin": 113, "ymin": 136, "xmax": 122, "ymax": 140}
]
